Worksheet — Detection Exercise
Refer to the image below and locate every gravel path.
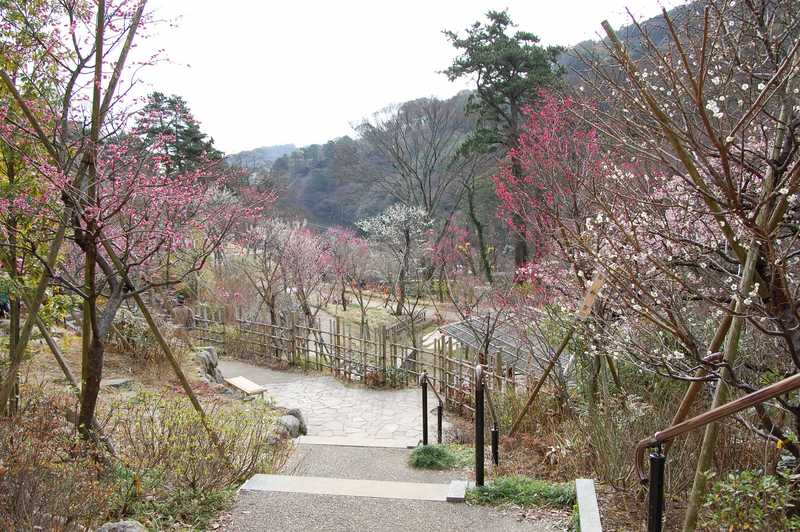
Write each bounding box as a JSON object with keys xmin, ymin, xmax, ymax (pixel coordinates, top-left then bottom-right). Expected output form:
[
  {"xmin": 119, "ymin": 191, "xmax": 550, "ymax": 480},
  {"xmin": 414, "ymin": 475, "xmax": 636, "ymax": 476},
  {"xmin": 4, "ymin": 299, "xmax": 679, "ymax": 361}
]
[
  {"xmin": 231, "ymin": 490, "xmax": 562, "ymax": 532},
  {"xmin": 284, "ymin": 444, "xmax": 465, "ymax": 483}
]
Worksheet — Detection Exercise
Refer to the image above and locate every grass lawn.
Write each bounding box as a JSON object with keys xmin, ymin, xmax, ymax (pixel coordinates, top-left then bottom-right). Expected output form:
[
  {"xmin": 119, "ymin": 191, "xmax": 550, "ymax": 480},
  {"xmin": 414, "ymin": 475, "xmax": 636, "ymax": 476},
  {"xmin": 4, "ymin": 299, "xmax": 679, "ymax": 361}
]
[
  {"xmin": 467, "ymin": 475, "xmax": 576, "ymax": 509},
  {"xmin": 409, "ymin": 444, "xmax": 473, "ymax": 470},
  {"xmin": 325, "ymin": 303, "xmax": 398, "ymax": 330}
]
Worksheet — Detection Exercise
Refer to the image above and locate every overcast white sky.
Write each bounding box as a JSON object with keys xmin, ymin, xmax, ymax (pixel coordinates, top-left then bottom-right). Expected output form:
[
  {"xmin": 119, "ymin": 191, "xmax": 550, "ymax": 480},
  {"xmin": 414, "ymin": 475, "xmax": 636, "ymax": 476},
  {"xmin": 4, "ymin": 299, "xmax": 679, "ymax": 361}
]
[{"xmin": 138, "ymin": 0, "xmax": 674, "ymax": 153}]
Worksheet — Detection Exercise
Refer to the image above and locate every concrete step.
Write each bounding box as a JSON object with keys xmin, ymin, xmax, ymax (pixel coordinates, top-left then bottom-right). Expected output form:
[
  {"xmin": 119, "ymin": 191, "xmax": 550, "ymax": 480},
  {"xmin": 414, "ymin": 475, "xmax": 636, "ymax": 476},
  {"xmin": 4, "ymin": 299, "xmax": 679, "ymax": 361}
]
[
  {"xmin": 239, "ymin": 474, "xmax": 469, "ymax": 503},
  {"xmin": 297, "ymin": 435, "xmax": 418, "ymax": 448}
]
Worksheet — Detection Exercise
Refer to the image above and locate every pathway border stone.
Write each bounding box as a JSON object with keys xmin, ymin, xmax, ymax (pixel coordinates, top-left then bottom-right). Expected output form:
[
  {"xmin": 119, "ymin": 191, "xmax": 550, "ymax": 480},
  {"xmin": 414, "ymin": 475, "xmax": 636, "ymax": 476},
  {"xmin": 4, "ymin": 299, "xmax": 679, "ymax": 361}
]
[{"xmin": 239, "ymin": 474, "xmax": 467, "ymax": 503}]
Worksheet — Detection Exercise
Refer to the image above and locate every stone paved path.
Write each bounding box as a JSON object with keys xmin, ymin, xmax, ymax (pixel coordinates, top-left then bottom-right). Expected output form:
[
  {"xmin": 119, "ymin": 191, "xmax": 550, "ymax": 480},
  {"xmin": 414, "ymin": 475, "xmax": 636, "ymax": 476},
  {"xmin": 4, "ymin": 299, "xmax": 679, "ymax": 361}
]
[{"xmin": 219, "ymin": 359, "xmax": 446, "ymax": 442}]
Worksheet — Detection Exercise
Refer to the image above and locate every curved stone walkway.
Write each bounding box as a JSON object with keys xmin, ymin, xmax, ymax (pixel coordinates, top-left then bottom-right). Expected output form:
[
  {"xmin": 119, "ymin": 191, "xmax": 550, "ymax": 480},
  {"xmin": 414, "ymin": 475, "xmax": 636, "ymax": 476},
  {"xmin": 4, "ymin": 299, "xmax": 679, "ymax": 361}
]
[{"xmin": 219, "ymin": 359, "xmax": 446, "ymax": 443}]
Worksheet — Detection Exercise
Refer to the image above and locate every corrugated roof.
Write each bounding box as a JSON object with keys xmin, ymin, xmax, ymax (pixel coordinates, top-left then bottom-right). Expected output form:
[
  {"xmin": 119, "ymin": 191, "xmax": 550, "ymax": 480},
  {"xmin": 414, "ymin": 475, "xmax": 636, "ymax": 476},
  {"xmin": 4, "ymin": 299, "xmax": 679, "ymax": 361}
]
[{"xmin": 438, "ymin": 313, "xmax": 563, "ymax": 376}]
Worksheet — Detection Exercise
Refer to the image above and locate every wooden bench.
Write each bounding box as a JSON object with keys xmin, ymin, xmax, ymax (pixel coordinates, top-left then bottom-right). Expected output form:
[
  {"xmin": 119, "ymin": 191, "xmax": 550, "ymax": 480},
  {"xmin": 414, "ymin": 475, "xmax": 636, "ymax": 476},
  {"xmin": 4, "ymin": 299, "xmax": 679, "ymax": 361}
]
[{"xmin": 224, "ymin": 376, "xmax": 267, "ymax": 399}]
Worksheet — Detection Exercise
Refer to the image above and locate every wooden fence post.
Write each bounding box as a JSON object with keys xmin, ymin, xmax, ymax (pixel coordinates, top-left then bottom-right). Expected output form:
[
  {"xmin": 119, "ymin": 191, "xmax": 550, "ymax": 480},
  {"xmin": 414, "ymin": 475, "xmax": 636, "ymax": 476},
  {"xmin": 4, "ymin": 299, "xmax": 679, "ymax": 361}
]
[
  {"xmin": 381, "ymin": 326, "xmax": 387, "ymax": 384},
  {"xmin": 495, "ymin": 352, "xmax": 503, "ymax": 391},
  {"xmin": 289, "ymin": 312, "xmax": 297, "ymax": 366}
]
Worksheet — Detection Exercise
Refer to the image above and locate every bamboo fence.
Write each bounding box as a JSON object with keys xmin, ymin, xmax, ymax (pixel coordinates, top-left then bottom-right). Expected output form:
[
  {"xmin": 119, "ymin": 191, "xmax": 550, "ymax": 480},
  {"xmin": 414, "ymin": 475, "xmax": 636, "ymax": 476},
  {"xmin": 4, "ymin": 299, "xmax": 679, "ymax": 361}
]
[{"xmin": 194, "ymin": 307, "xmax": 525, "ymax": 416}]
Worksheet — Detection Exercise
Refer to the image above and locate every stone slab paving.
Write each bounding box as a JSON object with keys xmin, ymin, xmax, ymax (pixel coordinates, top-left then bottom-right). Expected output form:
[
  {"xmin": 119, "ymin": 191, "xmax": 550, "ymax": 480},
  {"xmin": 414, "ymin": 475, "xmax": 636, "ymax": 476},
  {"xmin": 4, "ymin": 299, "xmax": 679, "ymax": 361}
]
[{"xmin": 219, "ymin": 359, "xmax": 446, "ymax": 442}]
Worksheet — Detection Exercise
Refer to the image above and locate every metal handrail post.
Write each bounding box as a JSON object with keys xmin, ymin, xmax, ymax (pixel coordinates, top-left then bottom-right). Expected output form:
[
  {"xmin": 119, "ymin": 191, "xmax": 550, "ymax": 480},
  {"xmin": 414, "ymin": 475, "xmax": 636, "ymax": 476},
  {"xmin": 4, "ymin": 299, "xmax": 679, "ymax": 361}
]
[
  {"xmin": 647, "ymin": 443, "xmax": 665, "ymax": 532},
  {"xmin": 475, "ymin": 364, "xmax": 485, "ymax": 487},
  {"xmin": 491, "ymin": 423, "xmax": 499, "ymax": 466},
  {"xmin": 422, "ymin": 372, "xmax": 429, "ymax": 445}
]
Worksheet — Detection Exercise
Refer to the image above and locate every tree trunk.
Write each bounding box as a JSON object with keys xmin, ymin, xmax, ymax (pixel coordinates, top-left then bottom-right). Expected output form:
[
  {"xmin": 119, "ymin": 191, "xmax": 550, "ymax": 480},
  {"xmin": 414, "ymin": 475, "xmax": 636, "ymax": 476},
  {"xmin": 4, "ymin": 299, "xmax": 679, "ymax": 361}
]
[
  {"xmin": 78, "ymin": 330, "xmax": 105, "ymax": 437},
  {"xmin": 8, "ymin": 246, "xmax": 20, "ymax": 414},
  {"xmin": 512, "ymin": 211, "xmax": 528, "ymax": 269},
  {"xmin": 78, "ymin": 236, "xmax": 104, "ymax": 438},
  {"xmin": 340, "ymin": 282, "xmax": 347, "ymax": 311},
  {"xmin": 511, "ymin": 142, "xmax": 528, "ymax": 269},
  {"xmin": 268, "ymin": 294, "xmax": 277, "ymax": 325},
  {"xmin": 682, "ymin": 98, "xmax": 791, "ymax": 532},
  {"xmin": 394, "ymin": 228, "xmax": 411, "ymax": 316},
  {"xmin": 7, "ymin": 165, "xmax": 20, "ymax": 413},
  {"xmin": 466, "ymin": 183, "xmax": 493, "ymax": 284}
]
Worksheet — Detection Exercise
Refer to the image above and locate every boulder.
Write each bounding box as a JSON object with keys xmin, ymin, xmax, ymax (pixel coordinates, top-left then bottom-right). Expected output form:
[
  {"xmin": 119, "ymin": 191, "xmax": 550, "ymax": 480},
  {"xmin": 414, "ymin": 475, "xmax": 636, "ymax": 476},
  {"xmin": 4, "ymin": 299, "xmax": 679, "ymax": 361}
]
[
  {"xmin": 276, "ymin": 415, "xmax": 302, "ymax": 438},
  {"xmin": 275, "ymin": 408, "xmax": 307, "ymax": 439},
  {"xmin": 196, "ymin": 346, "xmax": 223, "ymax": 384},
  {"xmin": 285, "ymin": 408, "xmax": 308, "ymax": 435},
  {"xmin": 98, "ymin": 520, "xmax": 147, "ymax": 532}
]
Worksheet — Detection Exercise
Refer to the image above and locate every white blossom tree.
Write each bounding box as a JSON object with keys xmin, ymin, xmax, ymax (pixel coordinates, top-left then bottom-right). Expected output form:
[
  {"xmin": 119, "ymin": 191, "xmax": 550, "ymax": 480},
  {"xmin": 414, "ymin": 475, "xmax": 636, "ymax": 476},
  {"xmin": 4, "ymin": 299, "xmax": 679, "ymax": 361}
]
[{"xmin": 357, "ymin": 204, "xmax": 431, "ymax": 316}]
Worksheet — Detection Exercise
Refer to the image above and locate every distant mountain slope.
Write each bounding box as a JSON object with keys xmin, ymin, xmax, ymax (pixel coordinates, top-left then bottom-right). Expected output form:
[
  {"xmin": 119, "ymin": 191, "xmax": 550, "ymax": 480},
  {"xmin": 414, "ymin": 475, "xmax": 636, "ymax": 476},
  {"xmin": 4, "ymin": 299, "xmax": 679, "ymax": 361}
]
[
  {"xmin": 230, "ymin": 5, "xmax": 688, "ymax": 228},
  {"xmin": 226, "ymin": 144, "xmax": 297, "ymax": 170},
  {"xmin": 559, "ymin": 3, "xmax": 693, "ymax": 80}
]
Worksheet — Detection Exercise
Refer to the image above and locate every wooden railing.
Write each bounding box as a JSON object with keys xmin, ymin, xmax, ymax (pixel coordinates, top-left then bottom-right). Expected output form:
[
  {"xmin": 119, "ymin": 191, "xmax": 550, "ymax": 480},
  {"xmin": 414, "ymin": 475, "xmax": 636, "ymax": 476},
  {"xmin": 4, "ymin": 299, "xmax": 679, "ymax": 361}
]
[
  {"xmin": 193, "ymin": 308, "xmax": 525, "ymax": 417},
  {"xmin": 636, "ymin": 370, "xmax": 800, "ymax": 532}
]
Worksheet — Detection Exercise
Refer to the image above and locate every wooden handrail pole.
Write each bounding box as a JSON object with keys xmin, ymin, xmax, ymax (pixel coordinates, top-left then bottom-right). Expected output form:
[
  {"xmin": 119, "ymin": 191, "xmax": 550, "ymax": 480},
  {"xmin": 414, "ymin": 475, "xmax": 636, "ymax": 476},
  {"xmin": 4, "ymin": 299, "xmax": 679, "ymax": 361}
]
[
  {"xmin": 509, "ymin": 324, "xmax": 575, "ymax": 436},
  {"xmin": 635, "ymin": 370, "xmax": 800, "ymax": 483}
]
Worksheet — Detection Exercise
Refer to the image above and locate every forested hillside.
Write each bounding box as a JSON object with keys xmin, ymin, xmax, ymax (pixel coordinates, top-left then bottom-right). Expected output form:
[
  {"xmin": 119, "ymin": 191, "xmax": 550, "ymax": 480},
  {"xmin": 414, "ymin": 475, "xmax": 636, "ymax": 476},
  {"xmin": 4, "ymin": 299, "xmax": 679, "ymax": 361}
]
[
  {"xmin": 229, "ymin": 5, "xmax": 688, "ymax": 232},
  {"xmin": 225, "ymin": 143, "xmax": 297, "ymax": 170}
]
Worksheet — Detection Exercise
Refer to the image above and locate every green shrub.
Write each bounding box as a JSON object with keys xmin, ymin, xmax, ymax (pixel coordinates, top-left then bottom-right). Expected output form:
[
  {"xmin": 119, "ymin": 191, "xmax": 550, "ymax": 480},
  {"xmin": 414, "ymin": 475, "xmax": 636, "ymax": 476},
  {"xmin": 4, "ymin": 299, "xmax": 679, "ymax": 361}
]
[
  {"xmin": 0, "ymin": 392, "xmax": 113, "ymax": 530},
  {"xmin": 701, "ymin": 470, "xmax": 800, "ymax": 531},
  {"xmin": 409, "ymin": 444, "xmax": 471, "ymax": 469},
  {"xmin": 108, "ymin": 308, "xmax": 184, "ymax": 365},
  {"xmin": 107, "ymin": 391, "xmax": 291, "ymax": 530},
  {"xmin": 467, "ymin": 475, "xmax": 576, "ymax": 508}
]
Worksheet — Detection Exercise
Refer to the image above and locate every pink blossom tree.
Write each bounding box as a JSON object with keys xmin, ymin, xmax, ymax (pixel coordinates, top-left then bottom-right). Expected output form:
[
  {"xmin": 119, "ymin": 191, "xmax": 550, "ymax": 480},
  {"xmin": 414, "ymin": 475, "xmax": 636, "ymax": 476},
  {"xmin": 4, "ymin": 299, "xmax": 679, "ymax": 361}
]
[
  {"xmin": 0, "ymin": 0, "xmax": 270, "ymax": 437},
  {"xmin": 280, "ymin": 226, "xmax": 332, "ymax": 327},
  {"xmin": 325, "ymin": 226, "xmax": 374, "ymax": 332}
]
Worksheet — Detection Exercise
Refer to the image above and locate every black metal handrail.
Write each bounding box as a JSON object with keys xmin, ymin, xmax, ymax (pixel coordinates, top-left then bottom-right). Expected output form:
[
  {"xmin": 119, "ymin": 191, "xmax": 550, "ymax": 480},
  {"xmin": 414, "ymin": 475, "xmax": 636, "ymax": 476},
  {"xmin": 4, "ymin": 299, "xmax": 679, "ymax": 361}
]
[
  {"xmin": 637, "ymin": 370, "xmax": 800, "ymax": 532},
  {"xmin": 420, "ymin": 371, "xmax": 443, "ymax": 445},
  {"xmin": 474, "ymin": 363, "xmax": 501, "ymax": 486}
]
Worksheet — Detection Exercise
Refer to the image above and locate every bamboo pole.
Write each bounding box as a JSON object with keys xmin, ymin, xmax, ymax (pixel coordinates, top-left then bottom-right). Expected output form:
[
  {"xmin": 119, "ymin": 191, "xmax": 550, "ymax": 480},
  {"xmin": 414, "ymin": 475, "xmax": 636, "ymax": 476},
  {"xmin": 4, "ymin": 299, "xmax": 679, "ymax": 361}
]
[
  {"xmin": 509, "ymin": 325, "xmax": 576, "ymax": 435},
  {"xmin": 98, "ymin": 238, "xmax": 224, "ymax": 455},
  {"xmin": 0, "ymin": 223, "xmax": 67, "ymax": 409}
]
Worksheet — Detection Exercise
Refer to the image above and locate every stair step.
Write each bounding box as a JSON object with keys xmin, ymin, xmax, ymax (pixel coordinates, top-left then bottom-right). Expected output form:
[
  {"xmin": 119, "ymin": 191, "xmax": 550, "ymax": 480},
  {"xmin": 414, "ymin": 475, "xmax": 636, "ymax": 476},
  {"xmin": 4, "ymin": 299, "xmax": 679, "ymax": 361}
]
[
  {"xmin": 297, "ymin": 435, "xmax": 418, "ymax": 448},
  {"xmin": 239, "ymin": 474, "xmax": 469, "ymax": 503}
]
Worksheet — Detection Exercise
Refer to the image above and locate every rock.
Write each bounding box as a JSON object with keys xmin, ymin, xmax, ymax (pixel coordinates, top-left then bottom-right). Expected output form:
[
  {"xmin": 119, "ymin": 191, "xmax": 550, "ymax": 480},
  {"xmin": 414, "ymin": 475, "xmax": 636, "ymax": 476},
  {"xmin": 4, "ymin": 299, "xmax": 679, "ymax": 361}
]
[
  {"xmin": 285, "ymin": 408, "xmax": 308, "ymax": 435},
  {"xmin": 197, "ymin": 345, "xmax": 219, "ymax": 365},
  {"xmin": 98, "ymin": 520, "xmax": 147, "ymax": 532},
  {"xmin": 276, "ymin": 415, "xmax": 302, "ymax": 438},
  {"xmin": 170, "ymin": 305, "xmax": 195, "ymax": 329},
  {"xmin": 275, "ymin": 408, "xmax": 307, "ymax": 438},
  {"xmin": 100, "ymin": 378, "xmax": 134, "ymax": 390},
  {"xmin": 196, "ymin": 346, "xmax": 224, "ymax": 384}
]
